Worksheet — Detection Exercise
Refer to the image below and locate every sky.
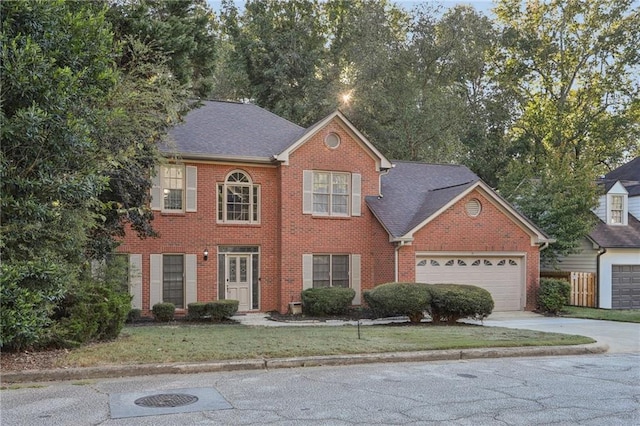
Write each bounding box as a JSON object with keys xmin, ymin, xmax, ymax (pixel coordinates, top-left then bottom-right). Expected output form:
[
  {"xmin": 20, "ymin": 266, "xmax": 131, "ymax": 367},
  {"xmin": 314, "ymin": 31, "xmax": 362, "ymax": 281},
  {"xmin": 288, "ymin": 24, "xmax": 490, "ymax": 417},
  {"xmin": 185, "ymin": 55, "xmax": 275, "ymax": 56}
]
[{"xmin": 207, "ymin": 1, "xmax": 496, "ymax": 16}]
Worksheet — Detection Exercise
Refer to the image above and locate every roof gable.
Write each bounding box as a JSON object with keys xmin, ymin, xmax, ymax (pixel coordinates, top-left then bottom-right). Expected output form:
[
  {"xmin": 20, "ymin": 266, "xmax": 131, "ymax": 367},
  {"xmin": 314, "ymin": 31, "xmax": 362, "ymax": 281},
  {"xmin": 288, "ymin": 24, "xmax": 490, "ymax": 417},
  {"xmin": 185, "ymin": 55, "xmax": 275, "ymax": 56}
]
[
  {"xmin": 366, "ymin": 161, "xmax": 550, "ymax": 244},
  {"xmin": 165, "ymin": 101, "xmax": 305, "ymax": 162},
  {"xmin": 275, "ymin": 111, "xmax": 392, "ymax": 171},
  {"xmin": 604, "ymin": 157, "xmax": 640, "ymax": 197},
  {"xmin": 606, "ymin": 181, "xmax": 629, "ymax": 195}
]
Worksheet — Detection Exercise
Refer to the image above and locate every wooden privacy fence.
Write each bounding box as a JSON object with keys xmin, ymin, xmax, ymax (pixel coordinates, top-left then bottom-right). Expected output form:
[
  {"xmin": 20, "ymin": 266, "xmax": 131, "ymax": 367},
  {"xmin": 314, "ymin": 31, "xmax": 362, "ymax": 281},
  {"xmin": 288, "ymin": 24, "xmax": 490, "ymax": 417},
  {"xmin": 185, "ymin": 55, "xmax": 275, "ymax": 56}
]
[
  {"xmin": 541, "ymin": 271, "xmax": 597, "ymax": 307},
  {"xmin": 569, "ymin": 272, "xmax": 596, "ymax": 307}
]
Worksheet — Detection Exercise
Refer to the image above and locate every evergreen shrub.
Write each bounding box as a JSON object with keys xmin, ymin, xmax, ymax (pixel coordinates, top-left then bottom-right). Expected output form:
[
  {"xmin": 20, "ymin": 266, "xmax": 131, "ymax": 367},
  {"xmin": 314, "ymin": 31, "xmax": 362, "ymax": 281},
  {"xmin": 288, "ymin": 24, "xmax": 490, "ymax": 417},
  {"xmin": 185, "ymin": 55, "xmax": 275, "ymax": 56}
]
[
  {"xmin": 206, "ymin": 300, "xmax": 239, "ymax": 321},
  {"xmin": 301, "ymin": 287, "xmax": 355, "ymax": 316},
  {"xmin": 537, "ymin": 278, "xmax": 571, "ymax": 315},
  {"xmin": 363, "ymin": 282, "xmax": 431, "ymax": 323},
  {"xmin": 152, "ymin": 302, "xmax": 176, "ymax": 322},
  {"xmin": 428, "ymin": 284, "xmax": 494, "ymax": 324}
]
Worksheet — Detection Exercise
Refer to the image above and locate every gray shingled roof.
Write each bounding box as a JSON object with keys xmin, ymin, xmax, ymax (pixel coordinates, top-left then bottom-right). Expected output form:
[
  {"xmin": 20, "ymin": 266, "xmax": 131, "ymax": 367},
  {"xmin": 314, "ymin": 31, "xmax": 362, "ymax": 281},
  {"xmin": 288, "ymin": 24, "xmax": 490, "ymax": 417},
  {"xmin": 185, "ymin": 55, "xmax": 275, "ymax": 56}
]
[
  {"xmin": 365, "ymin": 161, "xmax": 479, "ymax": 238},
  {"xmin": 589, "ymin": 214, "xmax": 640, "ymax": 248},
  {"xmin": 164, "ymin": 100, "xmax": 305, "ymax": 160},
  {"xmin": 603, "ymin": 157, "xmax": 640, "ymax": 197}
]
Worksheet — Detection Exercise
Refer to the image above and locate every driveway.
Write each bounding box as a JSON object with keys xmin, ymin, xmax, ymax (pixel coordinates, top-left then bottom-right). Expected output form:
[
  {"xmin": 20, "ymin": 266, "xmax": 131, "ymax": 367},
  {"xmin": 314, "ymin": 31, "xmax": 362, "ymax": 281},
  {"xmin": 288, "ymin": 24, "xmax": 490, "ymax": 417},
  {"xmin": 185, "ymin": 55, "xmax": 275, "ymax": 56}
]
[{"xmin": 476, "ymin": 312, "xmax": 640, "ymax": 353}]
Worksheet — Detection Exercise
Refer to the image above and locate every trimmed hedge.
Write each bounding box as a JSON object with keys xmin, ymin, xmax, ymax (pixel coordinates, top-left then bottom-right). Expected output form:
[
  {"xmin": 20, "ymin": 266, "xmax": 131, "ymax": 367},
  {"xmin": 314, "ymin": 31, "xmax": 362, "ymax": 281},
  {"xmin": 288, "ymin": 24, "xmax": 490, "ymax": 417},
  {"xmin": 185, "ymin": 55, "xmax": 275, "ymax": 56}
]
[
  {"xmin": 537, "ymin": 278, "xmax": 571, "ymax": 315},
  {"xmin": 206, "ymin": 300, "xmax": 239, "ymax": 321},
  {"xmin": 152, "ymin": 302, "xmax": 175, "ymax": 322},
  {"xmin": 187, "ymin": 302, "xmax": 209, "ymax": 320},
  {"xmin": 363, "ymin": 282, "xmax": 431, "ymax": 323},
  {"xmin": 428, "ymin": 284, "xmax": 494, "ymax": 324},
  {"xmin": 301, "ymin": 287, "xmax": 355, "ymax": 316}
]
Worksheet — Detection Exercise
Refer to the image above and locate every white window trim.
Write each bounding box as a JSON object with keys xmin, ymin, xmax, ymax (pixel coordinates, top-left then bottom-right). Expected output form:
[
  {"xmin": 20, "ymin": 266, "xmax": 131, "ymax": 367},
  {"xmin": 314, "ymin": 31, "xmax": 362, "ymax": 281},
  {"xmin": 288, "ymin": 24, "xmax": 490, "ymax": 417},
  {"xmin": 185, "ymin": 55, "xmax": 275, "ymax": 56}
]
[
  {"xmin": 607, "ymin": 193, "xmax": 628, "ymax": 226},
  {"xmin": 151, "ymin": 164, "xmax": 197, "ymax": 213},
  {"xmin": 304, "ymin": 170, "xmax": 361, "ymax": 217},
  {"xmin": 217, "ymin": 170, "xmax": 261, "ymax": 224}
]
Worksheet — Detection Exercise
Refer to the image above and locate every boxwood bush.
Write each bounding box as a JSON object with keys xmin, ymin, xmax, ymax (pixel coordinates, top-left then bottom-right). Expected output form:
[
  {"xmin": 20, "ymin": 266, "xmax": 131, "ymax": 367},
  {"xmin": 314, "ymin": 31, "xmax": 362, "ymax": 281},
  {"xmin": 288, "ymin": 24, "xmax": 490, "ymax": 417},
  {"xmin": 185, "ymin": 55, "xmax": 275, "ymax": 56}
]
[
  {"xmin": 537, "ymin": 278, "xmax": 571, "ymax": 315},
  {"xmin": 206, "ymin": 300, "xmax": 239, "ymax": 321},
  {"xmin": 152, "ymin": 302, "xmax": 175, "ymax": 322},
  {"xmin": 187, "ymin": 302, "xmax": 209, "ymax": 320},
  {"xmin": 363, "ymin": 282, "xmax": 431, "ymax": 323},
  {"xmin": 301, "ymin": 287, "xmax": 355, "ymax": 316},
  {"xmin": 427, "ymin": 284, "xmax": 494, "ymax": 324}
]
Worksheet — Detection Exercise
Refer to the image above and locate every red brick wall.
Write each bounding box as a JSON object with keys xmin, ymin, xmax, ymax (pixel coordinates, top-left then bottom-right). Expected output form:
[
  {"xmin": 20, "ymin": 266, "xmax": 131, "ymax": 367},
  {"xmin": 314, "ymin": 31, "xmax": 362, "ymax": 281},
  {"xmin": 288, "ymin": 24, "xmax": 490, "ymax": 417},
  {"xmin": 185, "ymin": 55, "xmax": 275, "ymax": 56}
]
[
  {"xmin": 397, "ymin": 189, "xmax": 540, "ymax": 310},
  {"xmin": 278, "ymin": 119, "xmax": 394, "ymax": 312},
  {"xmin": 118, "ymin": 161, "xmax": 282, "ymax": 313}
]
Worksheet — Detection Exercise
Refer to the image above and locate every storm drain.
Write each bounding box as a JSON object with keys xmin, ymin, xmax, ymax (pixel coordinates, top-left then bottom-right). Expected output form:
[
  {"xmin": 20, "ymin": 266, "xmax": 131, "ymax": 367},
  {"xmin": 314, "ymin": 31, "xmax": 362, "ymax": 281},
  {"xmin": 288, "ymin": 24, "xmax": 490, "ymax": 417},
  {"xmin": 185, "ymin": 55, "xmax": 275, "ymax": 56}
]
[
  {"xmin": 110, "ymin": 387, "xmax": 232, "ymax": 419},
  {"xmin": 134, "ymin": 393, "xmax": 199, "ymax": 408}
]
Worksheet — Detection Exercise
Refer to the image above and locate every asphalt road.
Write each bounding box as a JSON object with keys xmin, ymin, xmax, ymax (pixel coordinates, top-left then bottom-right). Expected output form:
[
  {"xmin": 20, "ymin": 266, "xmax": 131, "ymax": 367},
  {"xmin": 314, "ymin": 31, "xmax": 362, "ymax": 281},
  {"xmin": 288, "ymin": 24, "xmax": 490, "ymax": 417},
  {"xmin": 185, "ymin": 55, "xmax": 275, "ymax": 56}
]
[{"xmin": 2, "ymin": 353, "xmax": 639, "ymax": 425}]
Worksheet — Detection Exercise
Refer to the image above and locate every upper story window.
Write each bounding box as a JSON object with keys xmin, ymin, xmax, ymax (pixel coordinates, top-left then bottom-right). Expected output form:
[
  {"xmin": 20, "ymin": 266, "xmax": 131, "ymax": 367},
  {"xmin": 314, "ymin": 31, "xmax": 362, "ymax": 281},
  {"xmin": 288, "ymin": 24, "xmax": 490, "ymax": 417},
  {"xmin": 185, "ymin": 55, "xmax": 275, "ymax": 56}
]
[
  {"xmin": 151, "ymin": 164, "xmax": 197, "ymax": 213},
  {"xmin": 218, "ymin": 171, "xmax": 260, "ymax": 223},
  {"xmin": 162, "ymin": 165, "xmax": 184, "ymax": 211},
  {"xmin": 610, "ymin": 195, "xmax": 624, "ymax": 225},
  {"xmin": 313, "ymin": 171, "xmax": 349, "ymax": 215},
  {"xmin": 303, "ymin": 170, "xmax": 361, "ymax": 217}
]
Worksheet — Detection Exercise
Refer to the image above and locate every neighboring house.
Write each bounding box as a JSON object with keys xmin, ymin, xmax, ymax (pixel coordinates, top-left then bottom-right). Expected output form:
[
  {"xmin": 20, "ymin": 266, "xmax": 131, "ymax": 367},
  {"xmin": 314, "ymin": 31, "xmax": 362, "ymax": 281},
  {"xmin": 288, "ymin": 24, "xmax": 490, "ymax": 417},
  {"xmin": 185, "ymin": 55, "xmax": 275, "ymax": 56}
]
[
  {"xmin": 546, "ymin": 158, "xmax": 640, "ymax": 309},
  {"xmin": 118, "ymin": 101, "xmax": 551, "ymax": 315}
]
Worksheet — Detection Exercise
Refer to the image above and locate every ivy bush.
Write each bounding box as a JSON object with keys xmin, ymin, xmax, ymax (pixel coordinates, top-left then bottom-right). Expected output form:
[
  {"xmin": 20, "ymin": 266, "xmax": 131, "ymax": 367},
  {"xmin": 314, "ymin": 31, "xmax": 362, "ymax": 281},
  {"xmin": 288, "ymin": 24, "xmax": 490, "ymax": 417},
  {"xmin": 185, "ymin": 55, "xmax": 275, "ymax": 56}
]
[
  {"xmin": 427, "ymin": 284, "xmax": 494, "ymax": 324},
  {"xmin": 363, "ymin": 282, "xmax": 431, "ymax": 323},
  {"xmin": 537, "ymin": 278, "xmax": 571, "ymax": 315},
  {"xmin": 301, "ymin": 287, "xmax": 355, "ymax": 316},
  {"xmin": 152, "ymin": 302, "xmax": 176, "ymax": 322}
]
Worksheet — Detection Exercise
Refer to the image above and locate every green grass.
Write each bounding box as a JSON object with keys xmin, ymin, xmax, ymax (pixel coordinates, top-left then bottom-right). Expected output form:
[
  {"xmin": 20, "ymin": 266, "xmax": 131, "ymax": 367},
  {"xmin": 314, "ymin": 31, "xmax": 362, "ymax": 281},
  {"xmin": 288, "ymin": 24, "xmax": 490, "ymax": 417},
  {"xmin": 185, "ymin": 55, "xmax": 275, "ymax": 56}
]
[
  {"xmin": 58, "ymin": 323, "xmax": 594, "ymax": 368},
  {"xmin": 561, "ymin": 306, "xmax": 640, "ymax": 323}
]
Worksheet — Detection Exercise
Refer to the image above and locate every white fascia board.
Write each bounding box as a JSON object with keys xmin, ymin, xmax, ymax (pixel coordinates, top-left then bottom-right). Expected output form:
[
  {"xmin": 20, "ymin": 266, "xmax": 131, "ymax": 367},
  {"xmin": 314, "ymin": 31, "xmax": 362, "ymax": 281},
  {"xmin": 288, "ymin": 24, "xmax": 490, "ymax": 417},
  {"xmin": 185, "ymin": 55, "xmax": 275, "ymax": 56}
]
[
  {"xmin": 275, "ymin": 111, "xmax": 392, "ymax": 170},
  {"xmin": 401, "ymin": 181, "xmax": 552, "ymax": 245}
]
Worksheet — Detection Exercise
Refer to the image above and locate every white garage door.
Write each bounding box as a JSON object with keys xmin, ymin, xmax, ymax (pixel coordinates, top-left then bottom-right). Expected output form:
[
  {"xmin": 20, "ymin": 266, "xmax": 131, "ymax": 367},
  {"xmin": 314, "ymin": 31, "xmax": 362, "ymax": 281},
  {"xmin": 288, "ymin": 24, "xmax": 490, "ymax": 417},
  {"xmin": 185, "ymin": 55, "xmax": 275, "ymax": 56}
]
[{"xmin": 416, "ymin": 256, "xmax": 524, "ymax": 311}]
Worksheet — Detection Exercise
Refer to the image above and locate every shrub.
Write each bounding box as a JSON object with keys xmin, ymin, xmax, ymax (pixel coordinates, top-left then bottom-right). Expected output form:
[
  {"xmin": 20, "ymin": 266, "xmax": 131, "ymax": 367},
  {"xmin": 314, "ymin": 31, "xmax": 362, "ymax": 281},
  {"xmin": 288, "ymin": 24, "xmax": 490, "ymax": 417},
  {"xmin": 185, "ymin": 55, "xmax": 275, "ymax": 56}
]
[
  {"xmin": 537, "ymin": 278, "xmax": 571, "ymax": 315},
  {"xmin": 0, "ymin": 260, "xmax": 67, "ymax": 351},
  {"xmin": 427, "ymin": 284, "xmax": 494, "ymax": 324},
  {"xmin": 363, "ymin": 282, "xmax": 431, "ymax": 323},
  {"xmin": 152, "ymin": 302, "xmax": 176, "ymax": 322},
  {"xmin": 126, "ymin": 309, "xmax": 142, "ymax": 323},
  {"xmin": 48, "ymin": 274, "xmax": 132, "ymax": 348},
  {"xmin": 187, "ymin": 302, "xmax": 209, "ymax": 320},
  {"xmin": 206, "ymin": 300, "xmax": 239, "ymax": 321},
  {"xmin": 301, "ymin": 287, "xmax": 356, "ymax": 316}
]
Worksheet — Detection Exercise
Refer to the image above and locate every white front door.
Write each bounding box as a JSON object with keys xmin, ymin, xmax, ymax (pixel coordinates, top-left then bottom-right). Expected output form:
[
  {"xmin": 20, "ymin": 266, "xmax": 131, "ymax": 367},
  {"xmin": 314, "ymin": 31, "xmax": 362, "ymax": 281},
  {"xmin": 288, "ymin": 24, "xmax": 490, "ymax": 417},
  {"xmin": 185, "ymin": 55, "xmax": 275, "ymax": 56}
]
[{"xmin": 226, "ymin": 254, "xmax": 251, "ymax": 311}]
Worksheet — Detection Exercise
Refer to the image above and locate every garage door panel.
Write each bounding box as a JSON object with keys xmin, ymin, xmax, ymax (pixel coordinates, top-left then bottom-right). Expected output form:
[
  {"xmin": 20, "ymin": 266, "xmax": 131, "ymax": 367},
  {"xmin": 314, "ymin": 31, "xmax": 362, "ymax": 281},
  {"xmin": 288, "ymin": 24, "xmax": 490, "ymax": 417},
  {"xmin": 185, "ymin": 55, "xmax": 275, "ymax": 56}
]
[
  {"xmin": 416, "ymin": 256, "xmax": 523, "ymax": 311},
  {"xmin": 612, "ymin": 265, "xmax": 640, "ymax": 309}
]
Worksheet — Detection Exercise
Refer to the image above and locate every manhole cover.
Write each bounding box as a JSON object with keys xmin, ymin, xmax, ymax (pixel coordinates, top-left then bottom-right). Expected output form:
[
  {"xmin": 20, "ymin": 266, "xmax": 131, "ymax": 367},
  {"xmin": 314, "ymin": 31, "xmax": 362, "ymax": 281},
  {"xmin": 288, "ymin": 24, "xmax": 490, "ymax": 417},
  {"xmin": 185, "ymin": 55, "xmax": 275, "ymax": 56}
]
[{"xmin": 134, "ymin": 393, "xmax": 199, "ymax": 408}]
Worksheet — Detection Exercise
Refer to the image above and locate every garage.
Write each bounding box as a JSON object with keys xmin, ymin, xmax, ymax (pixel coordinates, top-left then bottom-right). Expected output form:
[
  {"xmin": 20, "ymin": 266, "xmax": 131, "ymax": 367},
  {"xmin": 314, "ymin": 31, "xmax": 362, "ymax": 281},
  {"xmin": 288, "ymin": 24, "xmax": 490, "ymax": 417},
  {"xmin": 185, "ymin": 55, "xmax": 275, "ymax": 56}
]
[
  {"xmin": 611, "ymin": 265, "xmax": 640, "ymax": 309},
  {"xmin": 416, "ymin": 256, "xmax": 524, "ymax": 311}
]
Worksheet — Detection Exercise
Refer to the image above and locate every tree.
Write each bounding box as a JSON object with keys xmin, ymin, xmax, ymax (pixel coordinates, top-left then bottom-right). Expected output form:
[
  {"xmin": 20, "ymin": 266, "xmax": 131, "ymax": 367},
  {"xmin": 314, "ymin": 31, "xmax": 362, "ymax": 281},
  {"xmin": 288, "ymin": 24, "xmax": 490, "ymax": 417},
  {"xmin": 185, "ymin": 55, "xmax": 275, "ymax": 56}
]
[
  {"xmin": 493, "ymin": 0, "xmax": 640, "ymax": 261},
  {"xmin": 221, "ymin": 0, "xmax": 328, "ymax": 125},
  {"xmin": 1, "ymin": 0, "xmax": 190, "ymax": 349},
  {"xmin": 105, "ymin": 0, "xmax": 219, "ymax": 99},
  {"xmin": 1, "ymin": 0, "xmax": 117, "ymax": 349}
]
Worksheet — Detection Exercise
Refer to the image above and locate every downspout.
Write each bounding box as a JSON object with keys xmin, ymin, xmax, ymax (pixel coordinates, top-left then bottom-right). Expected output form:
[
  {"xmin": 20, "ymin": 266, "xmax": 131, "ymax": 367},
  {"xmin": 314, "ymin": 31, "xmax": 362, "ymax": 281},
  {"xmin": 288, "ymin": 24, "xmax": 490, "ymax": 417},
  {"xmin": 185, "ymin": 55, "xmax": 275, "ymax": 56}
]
[
  {"xmin": 596, "ymin": 248, "xmax": 607, "ymax": 308},
  {"xmin": 394, "ymin": 240, "xmax": 410, "ymax": 282},
  {"xmin": 378, "ymin": 166, "xmax": 393, "ymax": 198}
]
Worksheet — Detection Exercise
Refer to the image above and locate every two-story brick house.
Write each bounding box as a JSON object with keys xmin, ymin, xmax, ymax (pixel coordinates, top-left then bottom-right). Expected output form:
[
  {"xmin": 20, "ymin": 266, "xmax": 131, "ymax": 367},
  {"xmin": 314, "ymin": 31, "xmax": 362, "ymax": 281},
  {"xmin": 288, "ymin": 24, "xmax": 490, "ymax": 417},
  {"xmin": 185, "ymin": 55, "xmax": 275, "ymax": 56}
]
[{"xmin": 118, "ymin": 100, "xmax": 551, "ymax": 315}]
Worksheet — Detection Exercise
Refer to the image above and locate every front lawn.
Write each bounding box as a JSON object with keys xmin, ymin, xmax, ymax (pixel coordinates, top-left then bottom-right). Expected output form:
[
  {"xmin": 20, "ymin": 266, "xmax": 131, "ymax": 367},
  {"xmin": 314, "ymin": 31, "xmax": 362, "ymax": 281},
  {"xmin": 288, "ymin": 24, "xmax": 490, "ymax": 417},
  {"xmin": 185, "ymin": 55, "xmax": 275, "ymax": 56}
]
[
  {"xmin": 55, "ymin": 323, "xmax": 593, "ymax": 368},
  {"xmin": 561, "ymin": 306, "xmax": 640, "ymax": 323}
]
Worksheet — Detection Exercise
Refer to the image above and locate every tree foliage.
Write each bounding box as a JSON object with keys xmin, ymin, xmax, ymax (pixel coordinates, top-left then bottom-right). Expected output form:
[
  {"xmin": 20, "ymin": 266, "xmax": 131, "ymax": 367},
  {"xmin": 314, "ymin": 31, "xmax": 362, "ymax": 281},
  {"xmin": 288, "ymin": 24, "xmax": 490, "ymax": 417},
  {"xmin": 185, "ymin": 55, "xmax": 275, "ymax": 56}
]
[
  {"xmin": 1, "ymin": 0, "xmax": 192, "ymax": 349},
  {"xmin": 494, "ymin": 0, "xmax": 640, "ymax": 260}
]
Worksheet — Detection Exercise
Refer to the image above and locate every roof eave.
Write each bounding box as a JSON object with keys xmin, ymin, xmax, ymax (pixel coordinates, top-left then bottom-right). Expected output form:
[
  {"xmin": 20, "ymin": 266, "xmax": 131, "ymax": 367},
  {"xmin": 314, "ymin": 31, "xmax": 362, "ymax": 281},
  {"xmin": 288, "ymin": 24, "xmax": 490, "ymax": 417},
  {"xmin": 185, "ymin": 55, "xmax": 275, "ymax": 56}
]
[{"xmin": 161, "ymin": 151, "xmax": 277, "ymax": 165}]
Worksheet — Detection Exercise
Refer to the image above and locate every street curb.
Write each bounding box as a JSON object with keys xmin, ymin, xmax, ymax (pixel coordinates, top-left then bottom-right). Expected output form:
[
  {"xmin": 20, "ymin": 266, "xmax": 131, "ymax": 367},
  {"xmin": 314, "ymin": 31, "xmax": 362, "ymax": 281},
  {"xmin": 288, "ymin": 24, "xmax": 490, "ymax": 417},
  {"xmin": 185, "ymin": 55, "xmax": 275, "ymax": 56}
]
[{"xmin": 1, "ymin": 343, "xmax": 608, "ymax": 384}]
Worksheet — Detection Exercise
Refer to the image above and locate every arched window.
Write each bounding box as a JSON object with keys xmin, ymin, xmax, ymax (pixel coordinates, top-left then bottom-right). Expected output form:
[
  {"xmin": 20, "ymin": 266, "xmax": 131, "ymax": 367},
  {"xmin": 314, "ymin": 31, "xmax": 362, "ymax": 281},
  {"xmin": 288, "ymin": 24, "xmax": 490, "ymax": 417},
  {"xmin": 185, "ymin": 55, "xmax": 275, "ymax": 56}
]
[{"xmin": 217, "ymin": 171, "xmax": 260, "ymax": 223}]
